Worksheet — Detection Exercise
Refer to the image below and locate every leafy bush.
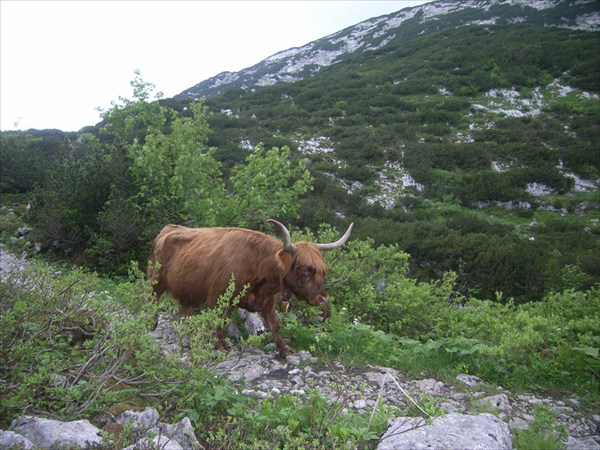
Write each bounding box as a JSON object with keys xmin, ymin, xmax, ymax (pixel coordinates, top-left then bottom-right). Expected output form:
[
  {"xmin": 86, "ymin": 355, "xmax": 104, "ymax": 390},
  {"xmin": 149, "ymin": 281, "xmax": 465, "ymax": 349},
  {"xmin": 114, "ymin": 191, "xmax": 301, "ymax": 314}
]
[
  {"xmin": 513, "ymin": 404, "xmax": 568, "ymax": 450},
  {"xmin": 279, "ymin": 224, "xmax": 599, "ymax": 400},
  {"xmin": 23, "ymin": 75, "xmax": 313, "ymax": 274},
  {"xmin": 221, "ymin": 390, "xmax": 390, "ymax": 449},
  {"xmin": 0, "ymin": 258, "xmax": 230, "ymax": 425}
]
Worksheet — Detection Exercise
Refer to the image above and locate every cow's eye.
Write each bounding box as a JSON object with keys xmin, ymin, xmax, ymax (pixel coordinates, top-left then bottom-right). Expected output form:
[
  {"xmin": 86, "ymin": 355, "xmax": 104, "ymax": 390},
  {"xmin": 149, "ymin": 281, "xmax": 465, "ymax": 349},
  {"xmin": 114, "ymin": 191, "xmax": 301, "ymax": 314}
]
[{"xmin": 298, "ymin": 266, "xmax": 315, "ymax": 277}]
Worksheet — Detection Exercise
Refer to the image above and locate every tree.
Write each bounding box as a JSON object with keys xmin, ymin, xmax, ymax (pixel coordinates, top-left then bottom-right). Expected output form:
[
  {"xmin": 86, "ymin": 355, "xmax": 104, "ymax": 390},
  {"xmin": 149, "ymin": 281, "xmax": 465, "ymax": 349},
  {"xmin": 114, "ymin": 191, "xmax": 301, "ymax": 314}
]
[
  {"xmin": 219, "ymin": 144, "xmax": 313, "ymax": 228},
  {"xmin": 29, "ymin": 73, "xmax": 315, "ymax": 273},
  {"xmin": 128, "ymin": 100, "xmax": 223, "ymax": 232}
]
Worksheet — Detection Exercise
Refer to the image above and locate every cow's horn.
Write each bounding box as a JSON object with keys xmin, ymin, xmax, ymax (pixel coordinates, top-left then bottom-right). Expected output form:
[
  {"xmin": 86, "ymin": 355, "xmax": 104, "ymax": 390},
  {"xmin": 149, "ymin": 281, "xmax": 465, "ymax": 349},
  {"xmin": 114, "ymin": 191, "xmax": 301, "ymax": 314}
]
[
  {"xmin": 317, "ymin": 223, "xmax": 354, "ymax": 250},
  {"xmin": 267, "ymin": 219, "xmax": 297, "ymax": 253}
]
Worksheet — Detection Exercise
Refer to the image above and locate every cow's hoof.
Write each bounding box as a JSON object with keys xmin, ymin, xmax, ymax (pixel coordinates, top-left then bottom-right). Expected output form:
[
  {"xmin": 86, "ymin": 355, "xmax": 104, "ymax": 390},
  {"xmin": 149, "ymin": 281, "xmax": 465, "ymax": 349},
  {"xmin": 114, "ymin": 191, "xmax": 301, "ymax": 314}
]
[
  {"xmin": 279, "ymin": 347, "xmax": 296, "ymax": 357},
  {"xmin": 215, "ymin": 342, "xmax": 230, "ymax": 353}
]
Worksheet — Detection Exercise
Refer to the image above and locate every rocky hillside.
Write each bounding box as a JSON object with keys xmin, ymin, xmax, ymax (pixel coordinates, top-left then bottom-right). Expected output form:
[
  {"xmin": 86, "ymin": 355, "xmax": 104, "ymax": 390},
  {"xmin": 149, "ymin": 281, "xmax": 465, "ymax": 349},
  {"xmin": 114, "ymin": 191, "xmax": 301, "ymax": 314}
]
[
  {"xmin": 1, "ymin": 192, "xmax": 598, "ymax": 448},
  {"xmin": 176, "ymin": 0, "xmax": 600, "ymax": 100},
  {"xmin": 189, "ymin": 18, "xmax": 599, "ymax": 303},
  {"xmin": 1, "ymin": 295, "xmax": 598, "ymax": 449},
  {"xmin": 2, "ymin": 0, "xmax": 598, "ymax": 302},
  {"xmin": 0, "ymin": 249, "xmax": 596, "ymax": 450}
]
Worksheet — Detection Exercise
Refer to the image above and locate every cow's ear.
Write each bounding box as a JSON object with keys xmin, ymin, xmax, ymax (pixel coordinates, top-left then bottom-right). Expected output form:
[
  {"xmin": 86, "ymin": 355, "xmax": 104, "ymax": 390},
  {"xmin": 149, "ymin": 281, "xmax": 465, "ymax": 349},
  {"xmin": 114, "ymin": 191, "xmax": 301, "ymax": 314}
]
[{"xmin": 275, "ymin": 249, "xmax": 294, "ymax": 274}]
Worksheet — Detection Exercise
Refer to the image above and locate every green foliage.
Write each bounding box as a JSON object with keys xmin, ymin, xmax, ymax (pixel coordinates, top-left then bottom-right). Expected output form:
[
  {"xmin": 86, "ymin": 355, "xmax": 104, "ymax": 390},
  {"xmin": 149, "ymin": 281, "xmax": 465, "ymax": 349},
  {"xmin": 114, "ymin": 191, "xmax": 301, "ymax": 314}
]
[
  {"xmin": 21, "ymin": 73, "xmax": 314, "ymax": 274},
  {"xmin": 1, "ymin": 17, "xmax": 599, "ymax": 447},
  {"xmin": 219, "ymin": 144, "xmax": 313, "ymax": 228},
  {"xmin": 128, "ymin": 99, "xmax": 222, "ymax": 230},
  {"xmin": 200, "ymin": 23, "xmax": 599, "ymax": 302},
  {"xmin": 1, "ymin": 203, "xmax": 599, "ymax": 446},
  {"xmin": 220, "ymin": 390, "xmax": 390, "ymax": 449},
  {"xmin": 513, "ymin": 404, "xmax": 568, "ymax": 450},
  {"xmin": 0, "ymin": 132, "xmax": 41, "ymax": 193},
  {"xmin": 3, "ymin": 22, "xmax": 598, "ymax": 300},
  {"xmin": 0, "ymin": 258, "xmax": 229, "ymax": 425},
  {"xmin": 281, "ymin": 224, "xmax": 599, "ymax": 399},
  {"xmin": 0, "ymin": 251, "xmax": 394, "ymax": 448}
]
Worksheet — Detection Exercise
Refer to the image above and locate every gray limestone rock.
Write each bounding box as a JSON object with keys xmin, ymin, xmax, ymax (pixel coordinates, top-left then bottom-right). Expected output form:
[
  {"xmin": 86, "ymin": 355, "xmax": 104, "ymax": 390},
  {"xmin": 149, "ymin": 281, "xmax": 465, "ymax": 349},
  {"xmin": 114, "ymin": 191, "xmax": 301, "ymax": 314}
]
[
  {"xmin": 477, "ymin": 393, "xmax": 513, "ymax": 413},
  {"xmin": 10, "ymin": 416, "xmax": 103, "ymax": 449},
  {"xmin": 456, "ymin": 373, "xmax": 484, "ymax": 387},
  {"xmin": 124, "ymin": 434, "xmax": 184, "ymax": 450},
  {"xmin": 377, "ymin": 413, "xmax": 512, "ymax": 450},
  {"xmin": 0, "ymin": 429, "xmax": 35, "ymax": 449},
  {"xmin": 152, "ymin": 417, "xmax": 198, "ymax": 450},
  {"xmin": 117, "ymin": 407, "xmax": 160, "ymax": 431}
]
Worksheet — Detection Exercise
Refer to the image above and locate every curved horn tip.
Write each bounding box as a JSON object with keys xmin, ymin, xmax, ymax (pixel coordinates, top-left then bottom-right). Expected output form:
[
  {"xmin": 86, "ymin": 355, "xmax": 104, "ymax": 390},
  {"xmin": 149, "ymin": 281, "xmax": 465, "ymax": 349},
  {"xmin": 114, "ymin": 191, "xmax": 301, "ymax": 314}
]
[
  {"xmin": 317, "ymin": 222, "xmax": 354, "ymax": 251},
  {"xmin": 267, "ymin": 219, "xmax": 296, "ymax": 253}
]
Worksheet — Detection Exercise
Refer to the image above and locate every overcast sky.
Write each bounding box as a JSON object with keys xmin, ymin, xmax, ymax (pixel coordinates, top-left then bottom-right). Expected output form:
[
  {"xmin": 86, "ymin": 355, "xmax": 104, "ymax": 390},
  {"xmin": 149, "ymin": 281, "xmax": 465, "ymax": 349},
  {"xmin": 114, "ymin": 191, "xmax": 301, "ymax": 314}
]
[{"xmin": 1, "ymin": 1, "xmax": 429, "ymax": 132}]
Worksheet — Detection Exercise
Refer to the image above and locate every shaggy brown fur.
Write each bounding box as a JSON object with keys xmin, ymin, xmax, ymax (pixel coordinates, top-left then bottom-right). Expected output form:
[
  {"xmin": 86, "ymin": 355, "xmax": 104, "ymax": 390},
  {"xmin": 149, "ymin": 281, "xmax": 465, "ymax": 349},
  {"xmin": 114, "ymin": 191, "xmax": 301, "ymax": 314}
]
[{"xmin": 148, "ymin": 224, "xmax": 338, "ymax": 356}]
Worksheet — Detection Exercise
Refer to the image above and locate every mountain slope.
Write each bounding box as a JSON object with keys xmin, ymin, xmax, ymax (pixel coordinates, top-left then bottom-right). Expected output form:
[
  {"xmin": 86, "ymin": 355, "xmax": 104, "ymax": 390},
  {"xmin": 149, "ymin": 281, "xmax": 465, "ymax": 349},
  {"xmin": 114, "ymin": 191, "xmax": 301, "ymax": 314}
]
[
  {"xmin": 3, "ymin": 0, "xmax": 597, "ymax": 304},
  {"xmin": 193, "ymin": 19, "xmax": 600, "ymax": 302},
  {"xmin": 176, "ymin": 0, "xmax": 600, "ymax": 100}
]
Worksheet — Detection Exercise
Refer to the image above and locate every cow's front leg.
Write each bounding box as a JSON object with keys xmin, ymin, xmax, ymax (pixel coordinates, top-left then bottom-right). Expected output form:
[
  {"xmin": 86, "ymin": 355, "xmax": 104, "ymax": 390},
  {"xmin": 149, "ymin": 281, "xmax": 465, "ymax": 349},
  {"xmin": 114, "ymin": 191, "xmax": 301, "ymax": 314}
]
[
  {"xmin": 215, "ymin": 303, "xmax": 234, "ymax": 352},
  {"xmin": 261, "ymin": 300, "xmax": 295, "ymax": 357},
  {"xmin": 215, "ymin": 325, "xmax": 229, "ymax": 352}
]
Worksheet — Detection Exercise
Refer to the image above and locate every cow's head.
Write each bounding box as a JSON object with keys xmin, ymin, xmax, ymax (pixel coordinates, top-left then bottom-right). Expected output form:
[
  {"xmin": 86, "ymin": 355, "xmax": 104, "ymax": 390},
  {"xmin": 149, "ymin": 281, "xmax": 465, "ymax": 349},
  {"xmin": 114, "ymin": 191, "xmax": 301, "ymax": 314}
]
[{"xmin": 268, "ymin": 219, "xmax": 353, "ymax": 306}]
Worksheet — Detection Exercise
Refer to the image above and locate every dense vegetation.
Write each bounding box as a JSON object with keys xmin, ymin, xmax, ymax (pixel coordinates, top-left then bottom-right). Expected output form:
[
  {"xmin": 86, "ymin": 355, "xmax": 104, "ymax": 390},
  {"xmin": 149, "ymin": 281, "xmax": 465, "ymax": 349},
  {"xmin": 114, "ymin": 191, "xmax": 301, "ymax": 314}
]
[
  {"xmin": 4, "ymin": 24, "xmax": 596, "ymax": 302},
  {"xmin": 1, "ymin": 20, "xmax": 599, "ymax": 448},
  {"xmin": 200, "ymin": 24, "xmax": 600, "ymax": 302},
  {"xmin": 1, "ymin": 74, "xmax": 313, "ymax": 273},
  {"xmin": 1, "ymin": 205, "xmax": 598, "ymax": 448}
]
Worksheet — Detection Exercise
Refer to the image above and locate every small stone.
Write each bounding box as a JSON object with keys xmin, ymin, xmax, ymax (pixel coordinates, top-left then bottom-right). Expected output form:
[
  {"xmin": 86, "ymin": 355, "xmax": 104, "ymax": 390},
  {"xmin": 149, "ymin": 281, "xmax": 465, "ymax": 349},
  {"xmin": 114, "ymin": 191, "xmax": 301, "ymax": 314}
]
[
  {"xmin": 117, "ymin": 407, "xmax": 160, "ymax": 431},
  {"xmin": 291, "ymin": 376, "xmax": 304, "ymax": 387},
  {"xmin": 441, "ymin": 401, "xmax": 460, "ymax": 413},
  {"xmin": 352, "ymin": 399, "xmax": 368, "ymax": 410},
  {"xmin": 298, "ymin": 350, "xmax": 317, "ymax": 363},
  {"xmin": 124, "ymin": 435, "xmax": 183, "ymax": 450},
  {"xmin": 242, "ymin": 364, "xmax": 265, "ymax": 382},
  {"xmin": 290, "ymin": 389, "xmax": 306, "ymax": 397},
  {"xmin": 414, "ymin": 378, "xmax": 445, "ymax": 396},
  {"xmin": 286, "ymin": 355, "xmax": 301, "ymax": 366},
  {"xmin": 477, "ymin": 394, "xmax": 512, "ymax": 412},
  {"xmin": 456, "ymin": 373, "xmax": 483, "ymax": 387},
  {"xmin": 509, "ymin": 417, "xmax": 529, "ymax": 431}
]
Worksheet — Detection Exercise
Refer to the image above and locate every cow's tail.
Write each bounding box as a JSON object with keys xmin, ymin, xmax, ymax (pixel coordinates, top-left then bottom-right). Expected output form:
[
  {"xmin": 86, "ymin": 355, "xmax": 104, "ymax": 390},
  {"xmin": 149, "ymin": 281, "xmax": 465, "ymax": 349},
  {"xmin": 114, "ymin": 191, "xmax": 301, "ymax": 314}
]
[{"xmin": 146, "ymin": 236, "xmax": 163, "ymax": 304}]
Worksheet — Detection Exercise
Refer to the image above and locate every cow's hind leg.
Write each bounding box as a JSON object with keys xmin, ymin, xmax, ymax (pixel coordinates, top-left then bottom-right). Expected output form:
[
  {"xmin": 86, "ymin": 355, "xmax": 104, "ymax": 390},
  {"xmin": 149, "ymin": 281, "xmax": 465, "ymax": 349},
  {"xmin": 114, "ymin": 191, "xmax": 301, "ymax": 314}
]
[{"xmin": 214, "ymin": 303, "xmax": 235, "ymax": 352}]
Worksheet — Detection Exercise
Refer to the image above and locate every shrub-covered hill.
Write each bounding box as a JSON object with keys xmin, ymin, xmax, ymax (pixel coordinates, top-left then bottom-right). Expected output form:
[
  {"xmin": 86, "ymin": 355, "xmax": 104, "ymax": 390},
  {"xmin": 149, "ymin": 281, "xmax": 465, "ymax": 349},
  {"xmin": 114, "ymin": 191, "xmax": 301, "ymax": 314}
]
[
  {"xmin": 191, "ymin": 24, "xmax": 600, "ymax": 302},
  {"xmin": 1, "ymin": 23, "xmax": 598, "ymax": 303}
]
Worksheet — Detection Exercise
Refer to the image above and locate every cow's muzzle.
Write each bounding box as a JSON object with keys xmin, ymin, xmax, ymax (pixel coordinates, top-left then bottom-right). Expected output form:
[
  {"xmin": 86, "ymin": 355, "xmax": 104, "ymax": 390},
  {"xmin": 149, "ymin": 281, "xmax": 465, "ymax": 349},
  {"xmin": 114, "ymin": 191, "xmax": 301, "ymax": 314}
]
[{"xmin": 309, "ymin": 293, "xmax": 328, "ymax": 306}]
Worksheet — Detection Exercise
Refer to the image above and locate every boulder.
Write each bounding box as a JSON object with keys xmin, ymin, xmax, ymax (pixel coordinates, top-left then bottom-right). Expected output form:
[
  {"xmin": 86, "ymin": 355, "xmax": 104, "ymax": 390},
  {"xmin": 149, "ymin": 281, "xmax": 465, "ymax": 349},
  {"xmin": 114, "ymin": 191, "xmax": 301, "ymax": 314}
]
[
  {"xmin": 0, "ymin": 429, "xmax": 35, "ymax": 449},
  {"xmin": 152, "ymin": 416, "xmax": 198, "ymax": 450},
  {"xmin": 117, "ymin": 407, "xmax": 160, "ymax": 431},
  {"xmin": 477, "ymin": 394, "xmax": 512, "ymax": 413},
  {"xmin": 10, "ymin": 415, "xmax": 103, "ymax": 448},
  {"xmin": 377, "ymin": 413, "xmax": 512, "ymax": 450}
]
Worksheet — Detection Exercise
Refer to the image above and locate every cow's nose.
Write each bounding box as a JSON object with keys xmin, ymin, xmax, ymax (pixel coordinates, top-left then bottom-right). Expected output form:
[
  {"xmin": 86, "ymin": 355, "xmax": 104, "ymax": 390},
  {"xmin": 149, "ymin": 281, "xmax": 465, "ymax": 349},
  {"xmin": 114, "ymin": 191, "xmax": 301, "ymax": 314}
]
[{"xmin": 319, "ymin": 293, "xmax": 328, "ymax": 304}]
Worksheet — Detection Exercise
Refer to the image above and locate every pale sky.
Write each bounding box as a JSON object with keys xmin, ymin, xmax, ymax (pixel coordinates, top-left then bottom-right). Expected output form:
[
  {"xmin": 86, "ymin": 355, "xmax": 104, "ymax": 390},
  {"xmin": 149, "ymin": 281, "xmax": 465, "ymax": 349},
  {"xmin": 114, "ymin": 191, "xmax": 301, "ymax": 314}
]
[{"xmin": 1, "ymin": 1, "xmax": 429, "ymax": 132}]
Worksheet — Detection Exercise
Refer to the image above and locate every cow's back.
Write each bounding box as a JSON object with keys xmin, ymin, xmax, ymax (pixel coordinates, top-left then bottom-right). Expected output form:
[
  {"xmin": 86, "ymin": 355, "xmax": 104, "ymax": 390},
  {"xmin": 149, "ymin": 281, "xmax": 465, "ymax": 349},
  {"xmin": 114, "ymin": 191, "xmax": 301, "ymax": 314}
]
[{"xmin": 149, "ymin": 224, "xmax": 281, "ymax": 309}]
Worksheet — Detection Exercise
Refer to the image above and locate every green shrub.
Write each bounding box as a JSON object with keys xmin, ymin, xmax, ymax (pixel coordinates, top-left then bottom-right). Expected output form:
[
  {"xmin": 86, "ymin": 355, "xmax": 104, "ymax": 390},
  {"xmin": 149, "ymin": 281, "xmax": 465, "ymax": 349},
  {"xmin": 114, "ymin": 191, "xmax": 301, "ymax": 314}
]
[
  {"xmin": 513, "ymin": 404, "xmax": 568, "ymax": 450},
  {"xmin": 221, "ymin": 389, "xmax": 391, "ymax": 449},
  {"xmin": 0, "ymin": 259, "xmax": 233, "ymax": 426}
]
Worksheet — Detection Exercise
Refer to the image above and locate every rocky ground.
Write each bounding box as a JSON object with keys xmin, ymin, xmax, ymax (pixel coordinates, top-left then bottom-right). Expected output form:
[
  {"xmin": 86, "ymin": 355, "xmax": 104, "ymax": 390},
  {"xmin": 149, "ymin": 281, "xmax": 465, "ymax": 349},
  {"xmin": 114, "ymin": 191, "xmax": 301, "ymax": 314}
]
[{"xmin": 1, "ymin": 243, "xmax": 599, "ymax": 449}]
